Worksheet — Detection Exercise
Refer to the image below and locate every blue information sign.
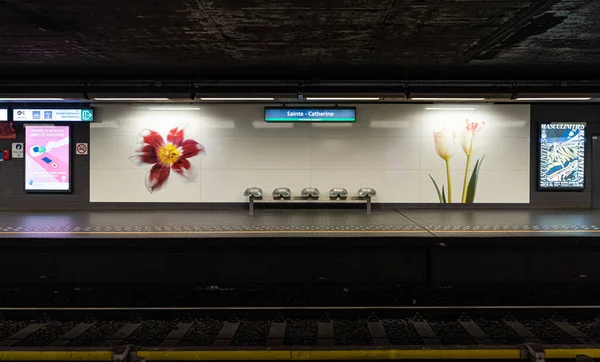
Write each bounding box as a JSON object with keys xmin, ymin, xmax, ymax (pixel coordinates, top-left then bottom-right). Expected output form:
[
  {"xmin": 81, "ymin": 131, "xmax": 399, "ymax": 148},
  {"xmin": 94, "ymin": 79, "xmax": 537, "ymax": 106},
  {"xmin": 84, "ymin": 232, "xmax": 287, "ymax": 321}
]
[
  {"xmin": 264, "ymin": 108, "xmax": 356, "ymax": 122},
  {"xmin": 13, "ymin": 108, "xmax": 94, "ymax": 122}
]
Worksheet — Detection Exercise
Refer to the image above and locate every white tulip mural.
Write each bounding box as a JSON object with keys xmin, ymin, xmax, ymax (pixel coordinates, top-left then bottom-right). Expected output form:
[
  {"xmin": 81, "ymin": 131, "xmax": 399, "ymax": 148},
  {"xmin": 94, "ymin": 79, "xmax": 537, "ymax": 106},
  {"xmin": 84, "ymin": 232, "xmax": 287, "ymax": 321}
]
[
  {"xmin": 431, "ymin": 127, "xmax": 457, "ymax": 203},
  {"xmin": 430, "ymin": 119, "xmax": 486, "ymax": 203}
]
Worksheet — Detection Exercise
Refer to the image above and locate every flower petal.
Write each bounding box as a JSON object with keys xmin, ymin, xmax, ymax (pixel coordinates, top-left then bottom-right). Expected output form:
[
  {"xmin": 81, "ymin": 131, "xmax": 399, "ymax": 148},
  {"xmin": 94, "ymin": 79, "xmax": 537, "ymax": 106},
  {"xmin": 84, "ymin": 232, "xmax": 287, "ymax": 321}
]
[
  {"xmin": 433, "ymin": 127, "xmax": 456, "ymax": 160},
  {"xmin": 172, "ymin": 158, "xmax": 196, "ymax": 181},
  {"xmin": 141, "ymin": 130, "xmax": 165, "ymax": 150},
  {"xmin": 167, "ymin": 127, "xmax": 185, "ymax": 147},
  {"xmin": 129, "ymin": 144, "xmax": 158, "ymax": 166},
  {"xmin": 180, "ymin": 139, "xmax": 205, "ymax": 159},
  {"xmin": 145, "ymin": 163, "xmax": 170, "ymax": 193}
]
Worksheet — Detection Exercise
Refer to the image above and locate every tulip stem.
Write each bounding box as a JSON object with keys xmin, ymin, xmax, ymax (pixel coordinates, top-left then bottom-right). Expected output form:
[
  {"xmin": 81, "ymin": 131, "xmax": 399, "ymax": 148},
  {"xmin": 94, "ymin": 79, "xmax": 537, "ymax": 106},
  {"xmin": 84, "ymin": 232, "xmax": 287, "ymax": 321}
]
[
  {"xmin": 445, "ymin": 159, "xmax": 452, "ymax": 203},
  {"xmin": 461, "ymin": 154, "xmax": 471, "ymax": 203}
]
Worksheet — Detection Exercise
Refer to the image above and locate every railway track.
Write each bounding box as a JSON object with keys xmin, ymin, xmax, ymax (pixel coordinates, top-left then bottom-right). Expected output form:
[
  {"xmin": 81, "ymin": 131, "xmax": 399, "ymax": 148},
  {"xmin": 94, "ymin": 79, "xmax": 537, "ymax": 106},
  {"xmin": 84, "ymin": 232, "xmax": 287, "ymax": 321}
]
[
  {"xmin": 2, "ymin": 284, "xmax": 600, "ymax": 308},
  {"xmin": 0, "ymin": 306, "xmax": 599, "ymax": 360}
]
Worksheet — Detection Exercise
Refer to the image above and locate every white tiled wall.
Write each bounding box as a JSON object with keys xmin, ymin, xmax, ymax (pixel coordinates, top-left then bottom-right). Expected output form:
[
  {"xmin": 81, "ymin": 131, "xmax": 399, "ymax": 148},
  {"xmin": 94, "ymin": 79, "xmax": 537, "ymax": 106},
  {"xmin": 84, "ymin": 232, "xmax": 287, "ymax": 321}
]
[{"xmin": 90, "ymin": 104, "xmax": 530, "ymax": 203}]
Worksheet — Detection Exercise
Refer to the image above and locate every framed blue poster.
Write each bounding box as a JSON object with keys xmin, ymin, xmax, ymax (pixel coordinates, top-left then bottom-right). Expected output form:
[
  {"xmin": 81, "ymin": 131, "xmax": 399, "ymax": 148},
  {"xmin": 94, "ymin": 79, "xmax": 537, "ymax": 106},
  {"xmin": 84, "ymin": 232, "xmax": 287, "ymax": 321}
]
[{"xmin": 539, "ymin": 122, "xmax": 586, "ymax": 190}]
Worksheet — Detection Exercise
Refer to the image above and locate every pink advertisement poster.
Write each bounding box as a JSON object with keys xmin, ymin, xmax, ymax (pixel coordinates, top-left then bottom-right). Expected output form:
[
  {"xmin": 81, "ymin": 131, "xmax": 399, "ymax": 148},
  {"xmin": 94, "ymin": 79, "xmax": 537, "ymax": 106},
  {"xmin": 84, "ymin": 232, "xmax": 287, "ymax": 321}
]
[{"xmin": 25, "ymin": 125, "xmax": 70, "ymax": 191}]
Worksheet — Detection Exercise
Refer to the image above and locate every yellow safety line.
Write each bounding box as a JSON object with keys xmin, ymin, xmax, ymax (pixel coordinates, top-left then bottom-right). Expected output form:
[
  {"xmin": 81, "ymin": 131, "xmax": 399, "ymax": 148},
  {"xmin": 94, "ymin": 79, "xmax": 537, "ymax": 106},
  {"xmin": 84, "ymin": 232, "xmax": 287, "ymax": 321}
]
[
  {"xmin": 2, "ymin": 348, "xmax": 600, "ymax": 360},
  {"xmin": 0, "ymin": 229, "xmax": 596, "ymax": 235},
  {"xmin": 546, "ymin": 348, "xmax": 600, "ymax": 358},
  {"xmin": 435, "ymin": 230, "xmax": 600, "ymax": 233},
  {"xmin": 0, "ymin": 230, "xmax": 426, "ymax": 235},
  {"xmin": 0, "ymin": 350, "xmax": 112, "ymax": 361},
  {"xmin": 138, "ymin": 349, "xmax": 523, "ymax": 360}
]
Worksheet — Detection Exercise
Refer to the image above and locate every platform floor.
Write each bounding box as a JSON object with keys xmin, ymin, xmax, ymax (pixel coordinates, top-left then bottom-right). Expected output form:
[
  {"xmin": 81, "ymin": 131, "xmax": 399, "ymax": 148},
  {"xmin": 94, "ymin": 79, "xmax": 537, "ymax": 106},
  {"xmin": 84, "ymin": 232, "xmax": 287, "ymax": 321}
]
[{"xmin": 0, "ymin": 209, "xmax": 599, "ymax": 238}]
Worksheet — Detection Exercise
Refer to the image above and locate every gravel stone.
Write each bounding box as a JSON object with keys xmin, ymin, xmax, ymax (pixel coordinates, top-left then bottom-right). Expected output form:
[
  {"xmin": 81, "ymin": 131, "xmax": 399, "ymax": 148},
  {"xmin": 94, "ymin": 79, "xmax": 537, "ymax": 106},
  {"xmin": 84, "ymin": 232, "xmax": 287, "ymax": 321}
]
[
  {"xmin": 381, "ymin": 319, "xmax": 422, "ymax": 345},
  {"xmin": 231, "ymin": 319, "xmax": 269, "ymax": 346},
  {"xmin": 522, "ymin": 319, "xmax": 580, "ymax": 345},
  {"xmin": 180, "ymin": 318, "xmax": 223, "ymax": 346},
  {"xmin": 334, "ymin": 319, "xmax": 371, "ymax": 345},
  {"xmin": 429, "ymin": 321, "xmax": 475, "ymax": 345},
  {"xmin": 123, "ymin": 319, "xmax": 179, "ymax": 346},
  {"xmin": 284, "ymin": 319, "xmax": 317, "ymax": 345},
  {"xmin": 475, "ymin": 319, "xmax": 522, "ymax": 345},
  {"xmin": 573, "ymin": 318, "xmax": 600, "ymax": 341},
  {"xmin": 0, "ymin": 318, "xmax": 29, "ymax": 340},
  {"xmin": 17, "ymin": 321, "xmax": 77, "ymax": 346},
  {"xmin": 69, "ymin": 320, "xmax": 127, "ymax": 346}
]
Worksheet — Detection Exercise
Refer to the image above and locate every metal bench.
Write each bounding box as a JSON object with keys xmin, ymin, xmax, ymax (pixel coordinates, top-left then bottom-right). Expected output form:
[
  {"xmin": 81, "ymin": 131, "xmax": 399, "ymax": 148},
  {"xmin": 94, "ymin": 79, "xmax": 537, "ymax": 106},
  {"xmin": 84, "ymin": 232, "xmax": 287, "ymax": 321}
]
[{"xmin": 244, "ymin": 187, "xmax": 376, "ymax": 215}]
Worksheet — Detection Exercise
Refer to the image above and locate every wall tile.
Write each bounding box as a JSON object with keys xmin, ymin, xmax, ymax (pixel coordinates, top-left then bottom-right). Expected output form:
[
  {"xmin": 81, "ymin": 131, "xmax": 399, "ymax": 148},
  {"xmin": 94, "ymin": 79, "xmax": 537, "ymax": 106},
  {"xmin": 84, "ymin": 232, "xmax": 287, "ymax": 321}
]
[
  {"xmin": 311, "ymin": 169, "xmax": 422, "ymax": 203},
  {"xmin": 90, "ymin": 168, "xmax": 202, "ymax": 203},
  {"xmin": 201, "ymin": 137, "xmax": 310, "ymax": 170},
  {"xmin": 310, "ymin": 137, "xmax": 421, "ymax": 170},
  {"xmin": 201, "ymin": 170, "xmax": 311, "ymax": 202}
]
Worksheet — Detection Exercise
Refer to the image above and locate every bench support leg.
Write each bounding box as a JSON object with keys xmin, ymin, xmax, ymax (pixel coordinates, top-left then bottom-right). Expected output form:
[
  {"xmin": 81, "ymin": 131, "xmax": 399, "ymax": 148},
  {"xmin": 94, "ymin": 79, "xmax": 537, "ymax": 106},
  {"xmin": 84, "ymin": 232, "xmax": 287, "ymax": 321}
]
[
  {"xmin": 366, "ymin": 196, "xmax": 372, "ymax": 214},
  {"xmin": 249, "ymin": 195, "xmax": 254, "ymax": 215}
]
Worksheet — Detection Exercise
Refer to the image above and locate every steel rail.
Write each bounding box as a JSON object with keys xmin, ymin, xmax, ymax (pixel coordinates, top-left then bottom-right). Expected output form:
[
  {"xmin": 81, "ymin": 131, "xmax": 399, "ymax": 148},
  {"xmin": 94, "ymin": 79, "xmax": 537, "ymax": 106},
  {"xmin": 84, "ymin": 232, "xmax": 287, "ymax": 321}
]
[{"xmin": 1, "ymin": 305, "xmax": 600, "ymax": 311}]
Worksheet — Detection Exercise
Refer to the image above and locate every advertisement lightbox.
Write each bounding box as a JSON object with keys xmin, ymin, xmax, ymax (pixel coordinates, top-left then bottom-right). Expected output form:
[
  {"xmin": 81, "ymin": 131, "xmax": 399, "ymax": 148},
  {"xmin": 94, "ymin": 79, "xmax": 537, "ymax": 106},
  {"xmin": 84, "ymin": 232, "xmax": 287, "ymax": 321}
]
[
  {"xmin": 0, "ymin": 109, "xmax": 7, "ymax": 121},
  {"xmin": 539, "ymin": 122, "xmax": 586, "ymax": 190},
  {"xmin": 14, "ymin": 108, "xmax": 93, "ymax": 122},
  {"xmin": 264, "ymin": 107, "xmax": 356, "ymax": 122},
  {"xmin": 24, "ymin": 125, "xmax": 71, "ymax": 192}
]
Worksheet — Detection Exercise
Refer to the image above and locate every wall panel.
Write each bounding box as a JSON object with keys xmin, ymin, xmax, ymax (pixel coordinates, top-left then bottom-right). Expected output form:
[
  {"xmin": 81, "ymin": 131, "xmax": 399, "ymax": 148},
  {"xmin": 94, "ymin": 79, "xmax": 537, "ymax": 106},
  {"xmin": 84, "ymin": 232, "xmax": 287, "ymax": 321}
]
[{"xmin": 89, "ymin": 104, "xmax": 531, "ymax": 204}]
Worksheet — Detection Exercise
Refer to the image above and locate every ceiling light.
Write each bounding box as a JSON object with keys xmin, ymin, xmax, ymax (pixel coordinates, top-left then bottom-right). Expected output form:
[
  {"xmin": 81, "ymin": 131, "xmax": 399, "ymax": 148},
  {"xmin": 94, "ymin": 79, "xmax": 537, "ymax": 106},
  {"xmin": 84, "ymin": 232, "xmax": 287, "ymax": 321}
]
[
  {"xmin": 425, "ymin": 107, "xmax": 476, "ymax": 111},
  {"xmin": 411, "ymin": 98, "xmax": 486, "ymax": 101},
  {"xmin": 199, "ymin": 97, "xmax": 274, "ymax": 101},
  {"xmin": 305, "ymin": 97, "xmax": 380, "ymax": 101},
  {"xmin": 0, "ymin": 98, "xmax": 65, "ymax": 101},
  {"xmin": 149, "ymin": 107, "xmax": 200, "ymax": 111},
  {"xmin": 515, "ymin": 97, "xmax": 591, "ymax": 101},
  {"xmin": 93, "ymin": 97, "xmax": 170, "ymax": 101}
]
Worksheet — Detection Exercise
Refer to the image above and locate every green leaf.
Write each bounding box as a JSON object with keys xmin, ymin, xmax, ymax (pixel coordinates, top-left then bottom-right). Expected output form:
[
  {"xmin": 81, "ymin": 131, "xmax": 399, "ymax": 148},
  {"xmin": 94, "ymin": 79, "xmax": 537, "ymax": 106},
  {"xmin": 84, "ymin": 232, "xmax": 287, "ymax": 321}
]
[
  {"xmin": 465, "ymin": 155, "xmax": 485, "ymax": 203},
  {"xmin": 429, "ymin": 174, "xmax": 443, "ymax": 203},
  {"xmin": 441, "ymin": 185, "xmax": 447, "ymax": 203}
]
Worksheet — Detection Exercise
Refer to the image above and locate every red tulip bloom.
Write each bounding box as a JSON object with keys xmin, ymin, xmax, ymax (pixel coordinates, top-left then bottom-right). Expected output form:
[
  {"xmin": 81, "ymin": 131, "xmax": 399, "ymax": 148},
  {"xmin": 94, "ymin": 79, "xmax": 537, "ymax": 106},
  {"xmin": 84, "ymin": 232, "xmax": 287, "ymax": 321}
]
[{"xmin": 130, "ymin": 127, "xmax": 204, "ymax": 193}]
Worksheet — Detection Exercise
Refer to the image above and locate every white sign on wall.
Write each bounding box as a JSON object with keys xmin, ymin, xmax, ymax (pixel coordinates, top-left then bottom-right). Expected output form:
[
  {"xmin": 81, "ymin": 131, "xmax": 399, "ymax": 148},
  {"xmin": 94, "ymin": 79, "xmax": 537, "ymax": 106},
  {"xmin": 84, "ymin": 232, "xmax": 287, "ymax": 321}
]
[
  {"xmin": 0, "ymin": 109, "xmax": 7, "ymax": 121},
  {"xmin": 11, "ymin": 143, "xmax": 24, "ymax": 158},
  {"xmin": 75, "ymin": 143, "xmax": 88, "ymax": 155}
]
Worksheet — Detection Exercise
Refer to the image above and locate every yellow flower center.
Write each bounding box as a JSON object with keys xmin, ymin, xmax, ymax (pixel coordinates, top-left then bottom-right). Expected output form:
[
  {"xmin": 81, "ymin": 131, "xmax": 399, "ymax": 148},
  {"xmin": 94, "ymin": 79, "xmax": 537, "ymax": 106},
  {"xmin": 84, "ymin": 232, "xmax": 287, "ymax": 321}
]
[{"xmin": 158, "ymin": 144, "xmax": 180, "ymax": 165}]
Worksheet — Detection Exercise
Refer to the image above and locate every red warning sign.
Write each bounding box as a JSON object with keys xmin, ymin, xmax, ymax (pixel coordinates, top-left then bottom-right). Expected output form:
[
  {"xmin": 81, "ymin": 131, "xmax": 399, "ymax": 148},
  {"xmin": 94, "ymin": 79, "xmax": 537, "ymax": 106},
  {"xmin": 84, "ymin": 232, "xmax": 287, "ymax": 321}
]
[{"xmin": 75, "ymin": 143, "xmax": 88, "ymax": 155}]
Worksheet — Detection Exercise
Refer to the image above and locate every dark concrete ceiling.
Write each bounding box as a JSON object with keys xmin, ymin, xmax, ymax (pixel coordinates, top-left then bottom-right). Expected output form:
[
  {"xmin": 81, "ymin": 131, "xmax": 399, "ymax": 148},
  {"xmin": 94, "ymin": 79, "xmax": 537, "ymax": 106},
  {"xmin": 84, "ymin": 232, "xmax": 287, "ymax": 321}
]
[{"xmin": 0, "ymin": 0, "xmax": 599, "ymax": 80}]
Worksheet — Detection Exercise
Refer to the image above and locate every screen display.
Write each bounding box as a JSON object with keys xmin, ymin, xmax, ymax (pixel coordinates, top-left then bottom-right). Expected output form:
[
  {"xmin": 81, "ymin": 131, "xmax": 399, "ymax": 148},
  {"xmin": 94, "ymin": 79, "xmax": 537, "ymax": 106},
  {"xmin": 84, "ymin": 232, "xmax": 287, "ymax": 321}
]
[
  {"xmin": 265, "ymin": 108, "xmax": 356, "ymax": 122},
  {"xmin": 539, "ymin": 122, "xmax": 586, "ymax": 189},
  {"xmin": 14, "ymin": 108, "xmax": 93, "ymax": 122},
  {"xmin": 25, "ymin": 125, "xmax": 71, "ymax": 192}
]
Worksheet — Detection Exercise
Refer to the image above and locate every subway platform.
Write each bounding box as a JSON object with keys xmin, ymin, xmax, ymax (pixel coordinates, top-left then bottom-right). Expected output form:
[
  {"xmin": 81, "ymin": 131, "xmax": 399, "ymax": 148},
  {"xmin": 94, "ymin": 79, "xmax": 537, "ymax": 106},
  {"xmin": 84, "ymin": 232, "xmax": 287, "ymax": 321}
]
[
  {"xmin": 0, "ymin": 208, "xmax": 598, "ymax": 285},
  {"xmin": 0, "ymin": 209, "xmax": 599, "ymax": 239}
]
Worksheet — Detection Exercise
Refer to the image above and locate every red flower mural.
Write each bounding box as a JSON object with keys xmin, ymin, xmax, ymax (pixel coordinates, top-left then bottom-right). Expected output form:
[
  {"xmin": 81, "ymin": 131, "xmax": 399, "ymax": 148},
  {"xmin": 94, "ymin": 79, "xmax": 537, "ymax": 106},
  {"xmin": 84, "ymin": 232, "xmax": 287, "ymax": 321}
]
[{"xmin": 130, "ymin": 127, "xmax": 204, "ymax": 193}]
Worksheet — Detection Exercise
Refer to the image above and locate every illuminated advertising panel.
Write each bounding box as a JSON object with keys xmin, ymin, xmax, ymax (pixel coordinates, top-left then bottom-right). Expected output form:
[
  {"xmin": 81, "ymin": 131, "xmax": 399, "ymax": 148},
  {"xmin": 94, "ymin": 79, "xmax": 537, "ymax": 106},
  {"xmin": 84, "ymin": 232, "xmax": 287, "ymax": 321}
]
[
  {"xmin": 25, "ymin": 125, "xmax": 71, "ymax": 192},
  {"xmin": 539, "ymin": 122, "xmax": 586, "ymax": 189}
]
